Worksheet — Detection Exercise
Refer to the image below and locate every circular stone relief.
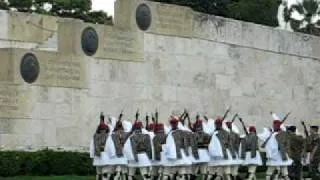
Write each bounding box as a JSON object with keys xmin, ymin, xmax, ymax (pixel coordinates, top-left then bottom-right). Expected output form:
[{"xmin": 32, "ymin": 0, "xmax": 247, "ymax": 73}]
[
  {"xmin": 81, "ymin": 27, "xmax": 99, "ymax": 56},
  {"xmin": 20, "ymin": 53, "xmax": 40, "ymax": 84},
  {"xmin": 136, "ymin": 3, "xmax": 152, "ymax": 31}
]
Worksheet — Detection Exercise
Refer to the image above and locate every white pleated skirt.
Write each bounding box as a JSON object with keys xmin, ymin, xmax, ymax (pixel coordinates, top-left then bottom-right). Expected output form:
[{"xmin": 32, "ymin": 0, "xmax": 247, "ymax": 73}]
[
  {"xmin": 266, "ymin": 152, "xmax": 293, "ymax": 166},
  {"xmin": 188, "ymin": 148, "xmax": 210, "ymax": 164},
  {"xmin": 241, "ymin": 151, "xmax": 263, "ymax": 165},
  {"xmin": 208, "ymin": 149, "xmax": 242, "ymax": 166},
  {"xmin": 161, "ymin": 149, "xmax": 192, "ymax": 166},
  {"xmin": 127, "ymin": 153, "xmax": 152, "ymax": 167}
]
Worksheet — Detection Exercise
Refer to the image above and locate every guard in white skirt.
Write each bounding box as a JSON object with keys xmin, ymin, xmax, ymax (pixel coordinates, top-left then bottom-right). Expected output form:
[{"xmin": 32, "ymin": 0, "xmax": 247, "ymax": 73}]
[
  {"xmin": 152, "ymin": 123, "xmax": 167, "ymax": 180},
  {"xmin": 89, "ymin": 116, "xmax": 110, "ymax": 180},
  {"xmin": 192, "ymin": 118, "xmax": 211, "ymax": 180},
  {"xmin": 124, "ymin": 120, "xmax": 153, "ymax": 180},
  {"xmin": 207, "ymin": 117, "xmax": 231, "ymax": 180},
  {"xmin": 225, "ymin": 121, "xmax": 242, "ymax": 180},
  {"xmin": 162, "ymin": 116, "xmax": 192, "ymax": 180},
  {"xmin": 263, "ymin": 120, "xmax": 292, "ymax": 180},
  {"xmin": 110, "ymin": 115, "xmax": 130, "ymax": 180},
  {"xmin": 240, "ymin": 126, "xmax": 262, "ymax": 180}
]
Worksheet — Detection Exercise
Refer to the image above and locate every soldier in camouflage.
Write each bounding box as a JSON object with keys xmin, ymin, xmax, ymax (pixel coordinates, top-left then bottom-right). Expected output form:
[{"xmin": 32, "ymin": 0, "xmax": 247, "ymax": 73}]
[
  {"xmin": 286, "ymin": 126, "xmax": 304, "ymax": 180},
  {"xmin": 309, "ymin": 126, "xmax": 320, "ymax": 180}
]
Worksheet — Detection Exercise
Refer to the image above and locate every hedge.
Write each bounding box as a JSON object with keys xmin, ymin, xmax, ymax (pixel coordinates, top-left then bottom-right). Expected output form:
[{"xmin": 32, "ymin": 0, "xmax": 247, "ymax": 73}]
[
  {"xmin": 0, "ymin": 150, "xmax": 95, "ymax": 177},
  {"xmin": 0, "ymin": 150, "xmax": 309, "ymax": 177}
]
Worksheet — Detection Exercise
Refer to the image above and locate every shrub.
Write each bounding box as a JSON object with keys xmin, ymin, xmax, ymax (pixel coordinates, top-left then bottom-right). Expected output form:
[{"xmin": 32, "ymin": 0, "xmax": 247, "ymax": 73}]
[{"xmin": 0, "ymin": 150, "xmax": 95, "ymax": 177}]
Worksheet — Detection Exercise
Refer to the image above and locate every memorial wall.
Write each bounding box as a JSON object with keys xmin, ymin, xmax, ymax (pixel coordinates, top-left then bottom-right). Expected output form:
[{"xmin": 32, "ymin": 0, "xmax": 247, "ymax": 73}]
[{"xmin": 0, "ymin": 0, "xmax": 319, "ymax": 151}]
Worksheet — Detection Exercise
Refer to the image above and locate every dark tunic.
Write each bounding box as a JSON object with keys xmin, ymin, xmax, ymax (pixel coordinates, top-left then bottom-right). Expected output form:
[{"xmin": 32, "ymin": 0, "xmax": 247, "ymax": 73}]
[
  {"xmin": 228, "ymin": 131, "xmax": 241, "ymax": 159},
  {"xmin": 276, "ymin": 131, "xmax": 290, "ymax": 161},
  {"xmin": 171, "ymin": 129, "xmax": 187, "ymax": 159},
  {"xmin": 240, "ymin": 133, "xmax": 258, "ymax": 159},
  {"xmin": 216, "ymin": 129, "xmax": 230, "ymax": 159},
  {"xmin": 111, "ymin": 132, "xmax": 130, "ymax": 157},
  {"xmin": 93, "ymin": 132, "xmax": 108, "ymax": 157},
  {"xmin": 153, "ymin": 132, "xmax": 167, "ymax": 161},
  {"xmin": 130, "ymin": 131, "xmax": 152, "ymax": 162}
]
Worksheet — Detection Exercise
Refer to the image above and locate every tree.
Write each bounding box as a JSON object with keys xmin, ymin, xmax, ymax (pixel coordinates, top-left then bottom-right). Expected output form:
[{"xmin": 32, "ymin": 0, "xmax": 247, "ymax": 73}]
[
  {"xmin": 8, "ymin": 0, "xmax": 33, "ymax": 12},
  {"xmin": 0, "ymin": 0, "xmax": 9, "ymax": 10},
  {"xmin": 288, "ymin": 0, "xmax": 320, "ymax": 36},
  {"xmin": 227, "ymin": 0, "xmax": 279, "ymax": 27}
]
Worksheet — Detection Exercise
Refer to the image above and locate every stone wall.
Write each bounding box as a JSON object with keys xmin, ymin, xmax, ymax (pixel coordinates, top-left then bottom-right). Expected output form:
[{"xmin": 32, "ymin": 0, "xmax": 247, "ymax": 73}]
[{"xmin": 0, "ymin": 0, "xmax": 319, "ymax": 151}]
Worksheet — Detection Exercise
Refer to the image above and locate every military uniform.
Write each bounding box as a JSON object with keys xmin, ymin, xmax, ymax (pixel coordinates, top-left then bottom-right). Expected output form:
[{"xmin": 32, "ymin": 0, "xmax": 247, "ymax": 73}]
[
  {"xmin": 152, "ymin": 124, "xmax": 167, "ymax": 179},
  {"xmin": 162, "ymin": 116, "xmax": 191, "ymax": 180},
  {"xmin": 265, "ymin": 120, "xmax": 292, "ymax": 180},
  {"xmin": 240, "ymin": 126, "xmax": 262, "ymax": 180},
  {"xmin": 286, "ymin": 126, "xmax": 304, "ymax": 180},
  {"xmin": 125, "ymin": 121, "xmax": 153, "ymax": 180},
  {"xmin": 309, "ymin": 126, "xmax": 320, "ymax": 180},
  {"xmin": 207, "ymin": 118, "xmax": 230, "ymax": 180},
  {"xmin": 226, "ymin": 122, "xmax": 242, "ymax": 179},
  {"xmin": 110, "ymin": 122, "xmax": 130, "ymax": 180},
  {"xmin": 193, "ymin": 120, "xmax": 211, "ymax": 180},
  {"xmin": 89, "ymin": 122, "xmax": 110, "ymax": 180}
]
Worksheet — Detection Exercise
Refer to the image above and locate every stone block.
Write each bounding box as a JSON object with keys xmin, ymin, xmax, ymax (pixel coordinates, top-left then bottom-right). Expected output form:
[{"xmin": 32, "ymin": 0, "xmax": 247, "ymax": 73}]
[
  {"xmin": 193, "ymin": 13, "xmax": 226, "ymax": 42},
  {"xmin": 97, "ymin": 26, "xmax": 144, "ymax": 61},
  {"xmin": 215, "ymin": 74, "xmax": 233, "ymax": 90},
  {"xmin": 224, "ymin": 19, "xmax": 242, "ymax": 45},
  {"xmin": 8, "ymin": 49, "xmax": 88, "ymax": 88},
  {"xmin": 7, "ymin": 11, "xmax": 58, "ymax": 43},
  {"xmin": 0, "ymin": 10, "xmax": 8, "ymax": 39}
]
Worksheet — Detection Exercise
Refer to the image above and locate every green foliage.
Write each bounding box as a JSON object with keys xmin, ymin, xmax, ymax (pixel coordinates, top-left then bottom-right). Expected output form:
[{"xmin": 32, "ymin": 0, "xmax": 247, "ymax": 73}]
[
  {"xmin": 227, "ymin": 0, "xmax": 279, "ymax": 27},
  {"xmin": 8, "ymin": 0, "xmax": 33, "ymax": 12},
  {"xmin": 0, "ymin": 0, "xmax": 9, "ymax": 10},
  {"xmin": 149, "ymin": 0, "xmax": 280, "ymax": 27},
  {"xmin": 0, "ymin": 150, "xmax": 95, "ymax": 177},
  {"xmin": 289, "ymin": 0, "xmax": 320, "ymax": 36},
  {"xmin": 4, "ymin": 0, "xmax": 113, "ymax": 25}
]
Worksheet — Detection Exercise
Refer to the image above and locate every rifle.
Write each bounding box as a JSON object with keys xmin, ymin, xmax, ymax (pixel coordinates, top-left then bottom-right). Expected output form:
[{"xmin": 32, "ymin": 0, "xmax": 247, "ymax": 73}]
[
  {"xmin": 186, "ymin": 112, "xmax": 193, "ymax": 130},
  {"xmin": 270, "ymin": 111, "xmax": 291, "ymax": 124},
  {"xmin": 155, "ymin": 109, "xmax": 159, "ymax": 125},
  {"xmin": 135, "ymin": 109, "xmax": 139, "ymax": 122},
  {"xmin": 180, "ymin": 109, "xmax": 187, "ymax": 125},
  {"xmin": 281, "ymin": 112, "xmax": 291, "ymax": 124},
  {"xmin": 100, "ymin": 112, "xmax": 104, "ymax": 123},
  {"xmin": 222, "ymin": 108, "xmax": 231, "ymax": 121},
  {"xmin": 238, "ymin": 116, "xmax": 249, "ymax": 135},
  {"xmin": 151, "ymin": 113, "xmax": 155, "ymax": 124},
  {"xmin": 231, "ymin": 113, "xmax": 238, "ymax": 123},
  {"xmin": 113, "ymin": 110, "xmax": 123, "ymax": 132},
  {"xmin": 204, "ymin": 115, "xmax": 208, "ymax": 122},
  {"xmin": 301, "ymin": 121, "xmax": 309, "ymax": 137},
  {"xmin": 261, "ymin": 131, "xmax": 274, "ymax": 148},
  {"xmin": 146, "ymin": 113, "xmax": 149, "ymax": 130}
]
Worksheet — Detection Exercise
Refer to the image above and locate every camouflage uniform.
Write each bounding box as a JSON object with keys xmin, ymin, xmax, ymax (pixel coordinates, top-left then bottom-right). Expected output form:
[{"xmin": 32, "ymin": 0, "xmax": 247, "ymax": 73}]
[
  {"xmin": 310, "ymin": 134, "xmax": 320, "ymax": 180},
  {"xmin": 287, "ymin": 131, "xmax": 304, "ymax": 180}
]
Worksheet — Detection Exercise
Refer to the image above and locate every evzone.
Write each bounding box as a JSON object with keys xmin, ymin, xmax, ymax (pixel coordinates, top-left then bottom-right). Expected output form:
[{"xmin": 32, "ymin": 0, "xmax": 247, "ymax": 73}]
[{"xmin": 90, "ymin": 109, "xmax": 319, "ymax": 180}]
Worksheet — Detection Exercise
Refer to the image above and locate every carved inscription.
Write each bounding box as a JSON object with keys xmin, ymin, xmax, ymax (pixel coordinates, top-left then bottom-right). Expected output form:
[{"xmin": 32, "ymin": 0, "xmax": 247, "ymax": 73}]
[
  {"xmin": 101, "ymin": 27, "xmax": 143, "ymax": 61},
  {"xmin": 155, "ymin": 4, "xmax": 192, "ymax": 36},
  {"xmin": 0, "ymin": 86, "xmax": 28, "ymax": 118},
  {"xmin": 42, "ymin": 59, "xmax": 85, "ymax": 88},
  {"xmin": 45, "ymin": 60, "xmax": 81, "ymax": 81}
]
